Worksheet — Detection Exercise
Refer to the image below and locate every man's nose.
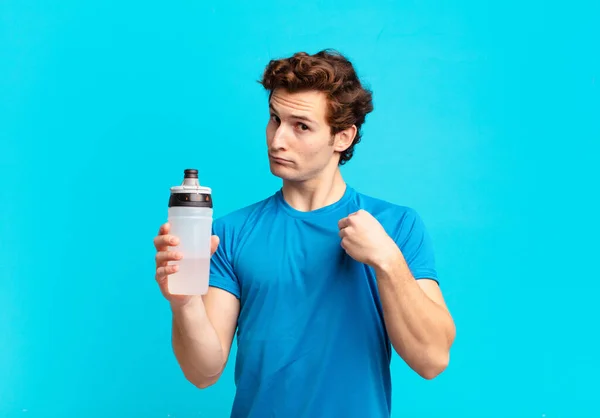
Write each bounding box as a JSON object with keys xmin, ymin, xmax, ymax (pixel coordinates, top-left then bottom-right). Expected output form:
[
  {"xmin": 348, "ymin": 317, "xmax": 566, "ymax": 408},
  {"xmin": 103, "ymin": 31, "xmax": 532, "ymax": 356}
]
[{"xmin": 270, "ymin": 125, "xmax": 288, "ymax": 150}]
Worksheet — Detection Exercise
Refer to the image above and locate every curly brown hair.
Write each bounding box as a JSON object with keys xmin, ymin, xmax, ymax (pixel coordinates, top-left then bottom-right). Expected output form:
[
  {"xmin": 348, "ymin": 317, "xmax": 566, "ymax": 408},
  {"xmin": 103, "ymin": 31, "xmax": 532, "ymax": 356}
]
[{"xmin": 259, "ymin": 49, "xmax": 374, "ymax": 165}]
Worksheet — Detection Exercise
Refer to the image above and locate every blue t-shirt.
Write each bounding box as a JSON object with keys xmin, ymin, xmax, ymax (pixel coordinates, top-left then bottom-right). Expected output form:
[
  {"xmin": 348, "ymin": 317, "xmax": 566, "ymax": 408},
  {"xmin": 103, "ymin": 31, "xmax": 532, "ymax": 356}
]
[{"xmin": 209, "ymin": 185, "xmax": 438, "ymax": 418}]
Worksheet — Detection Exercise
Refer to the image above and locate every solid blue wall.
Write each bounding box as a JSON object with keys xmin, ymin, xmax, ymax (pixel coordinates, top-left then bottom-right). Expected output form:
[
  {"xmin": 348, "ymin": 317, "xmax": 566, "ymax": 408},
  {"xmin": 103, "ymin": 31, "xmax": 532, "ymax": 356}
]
[{"xmin": 1, "ymin": 0, "xmax": 599, "ymax": 417}]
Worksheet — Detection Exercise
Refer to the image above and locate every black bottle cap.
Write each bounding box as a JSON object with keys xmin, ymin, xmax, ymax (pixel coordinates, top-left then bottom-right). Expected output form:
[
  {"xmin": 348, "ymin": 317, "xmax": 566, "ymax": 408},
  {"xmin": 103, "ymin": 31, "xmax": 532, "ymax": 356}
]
[{"xmin": 184, "ymin": 169, "xmax": 198, "ymax": 179}]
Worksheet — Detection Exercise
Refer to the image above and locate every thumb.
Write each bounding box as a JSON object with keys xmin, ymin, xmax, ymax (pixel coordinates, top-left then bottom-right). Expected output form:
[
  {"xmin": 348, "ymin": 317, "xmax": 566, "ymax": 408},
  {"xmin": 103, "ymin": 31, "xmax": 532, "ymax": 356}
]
[{"xmin": 210, "ymin": 235, "xmax": 220, "ymax": 256}]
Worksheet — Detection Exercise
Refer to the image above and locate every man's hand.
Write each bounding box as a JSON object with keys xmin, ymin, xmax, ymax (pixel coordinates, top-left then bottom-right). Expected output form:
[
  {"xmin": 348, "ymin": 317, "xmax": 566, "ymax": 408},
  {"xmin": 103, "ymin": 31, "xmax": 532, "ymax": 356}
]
[
  {"xmin": 154, "ymin": 222, "xmax": 220, "ymax": 308},
  {"xmin": 337, "ymin": 209, "xmax": 399, "ymax": 268}
]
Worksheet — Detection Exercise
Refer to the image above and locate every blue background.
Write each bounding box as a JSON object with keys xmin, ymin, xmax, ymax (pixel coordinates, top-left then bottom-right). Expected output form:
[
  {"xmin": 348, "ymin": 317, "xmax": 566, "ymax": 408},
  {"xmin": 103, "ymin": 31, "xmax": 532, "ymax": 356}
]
[{"xmin": 1, "ymin": 0, "xmax": 599, "ymax": 417}]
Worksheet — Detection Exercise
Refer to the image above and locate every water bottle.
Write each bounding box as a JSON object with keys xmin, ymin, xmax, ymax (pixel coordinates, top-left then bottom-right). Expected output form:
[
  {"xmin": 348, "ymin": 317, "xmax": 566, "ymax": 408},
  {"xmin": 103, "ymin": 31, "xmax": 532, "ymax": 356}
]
[{"xmin": 167, "ymin": 169, "xmax": 213, "ymax": 295}]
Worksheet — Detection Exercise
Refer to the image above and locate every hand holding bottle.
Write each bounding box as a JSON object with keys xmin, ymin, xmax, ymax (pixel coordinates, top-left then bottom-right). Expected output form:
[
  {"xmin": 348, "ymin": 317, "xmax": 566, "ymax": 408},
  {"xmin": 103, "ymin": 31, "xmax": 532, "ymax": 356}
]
[{"xmin": 154, "ymin": 222, "xmax": 220, "ymax": 307}]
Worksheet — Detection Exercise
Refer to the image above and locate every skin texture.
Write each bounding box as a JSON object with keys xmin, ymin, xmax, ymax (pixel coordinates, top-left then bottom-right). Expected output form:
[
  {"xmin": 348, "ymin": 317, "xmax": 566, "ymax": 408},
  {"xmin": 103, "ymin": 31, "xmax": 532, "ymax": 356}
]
[{"xmin": 153, "ymin": 88, "xmax": 455, "ymax": 388}]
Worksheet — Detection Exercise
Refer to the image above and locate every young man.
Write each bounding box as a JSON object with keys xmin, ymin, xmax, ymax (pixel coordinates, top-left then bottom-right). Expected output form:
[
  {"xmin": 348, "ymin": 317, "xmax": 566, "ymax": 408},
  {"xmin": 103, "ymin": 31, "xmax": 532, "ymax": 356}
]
[{"xmin": 154, "ymin": 50, "xmax": 456, "ymax": 418}]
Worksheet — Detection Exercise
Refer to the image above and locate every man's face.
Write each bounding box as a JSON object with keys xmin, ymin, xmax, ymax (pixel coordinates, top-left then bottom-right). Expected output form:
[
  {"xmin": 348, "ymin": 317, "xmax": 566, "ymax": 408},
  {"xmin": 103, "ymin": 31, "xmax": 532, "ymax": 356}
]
[{"xmin": 266, "ymin": 89, "xmax": 352, "ymax": 183}]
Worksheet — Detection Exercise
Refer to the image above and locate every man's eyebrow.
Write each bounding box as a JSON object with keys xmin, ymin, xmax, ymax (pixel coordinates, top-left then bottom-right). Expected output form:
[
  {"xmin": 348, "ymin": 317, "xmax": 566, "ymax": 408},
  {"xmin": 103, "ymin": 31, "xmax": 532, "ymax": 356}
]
[{"xmin": 269, "ymin": 103, "xmax": 316, "ymax": 123}]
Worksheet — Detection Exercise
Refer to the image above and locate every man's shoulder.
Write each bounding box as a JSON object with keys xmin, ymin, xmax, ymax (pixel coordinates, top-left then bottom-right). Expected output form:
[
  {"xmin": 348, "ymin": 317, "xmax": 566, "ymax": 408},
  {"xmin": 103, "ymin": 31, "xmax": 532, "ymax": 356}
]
[
  {"xmin": 353, "ymin": 189, "xmax": 420, "ymax": 221},
  {"xmin": 353, "ymin": 189, "xmax": 432, "ymax": 248},
  {"xmin": 213, "ymin": 192, "xmax": 278, "ymax": 233}
]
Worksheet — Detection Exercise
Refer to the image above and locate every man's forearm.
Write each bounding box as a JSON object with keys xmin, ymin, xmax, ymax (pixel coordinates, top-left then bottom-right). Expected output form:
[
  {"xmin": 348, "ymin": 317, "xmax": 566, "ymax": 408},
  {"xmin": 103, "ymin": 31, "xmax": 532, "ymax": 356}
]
[
  {"xmin": 373, "ymin": 247, "xmax": 455, "ymax": 379},
  {"xmin": 171, "ymin": 297, "xmax": 225, "ymax": 388}
]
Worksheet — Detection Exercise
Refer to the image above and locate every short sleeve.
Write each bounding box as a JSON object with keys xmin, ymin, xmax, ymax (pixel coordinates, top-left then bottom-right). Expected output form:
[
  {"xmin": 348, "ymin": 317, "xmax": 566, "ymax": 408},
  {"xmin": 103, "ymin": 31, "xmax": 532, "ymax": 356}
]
[
  {"xmin": 394, "ymin": 208, "xmax": 439, "ymax": 284},
  {"xmin": 209, "ymin": 219, "xmax": 241, "ymax": 299}
]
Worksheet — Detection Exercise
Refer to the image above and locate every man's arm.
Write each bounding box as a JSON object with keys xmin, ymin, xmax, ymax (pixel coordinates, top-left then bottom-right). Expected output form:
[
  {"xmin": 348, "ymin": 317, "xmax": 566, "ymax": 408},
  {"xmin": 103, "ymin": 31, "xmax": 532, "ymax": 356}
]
[
  {"xmin": 338, "ymin": 209, "xmax": 455, "ymax": 380},
  {"xmin": 373, "ymin": 250, "xmax": 455, "ymax": 380},
  {"xmin": 171, "ymin": 288, "xmax": 240, "ymax": 388}
]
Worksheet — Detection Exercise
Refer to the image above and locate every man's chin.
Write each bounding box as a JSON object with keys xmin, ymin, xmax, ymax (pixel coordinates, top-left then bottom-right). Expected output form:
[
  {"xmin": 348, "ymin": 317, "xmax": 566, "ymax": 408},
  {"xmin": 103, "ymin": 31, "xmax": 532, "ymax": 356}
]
[{"xmin": 269, "ymin": 164, "xmax": 298, "ymax": 181}]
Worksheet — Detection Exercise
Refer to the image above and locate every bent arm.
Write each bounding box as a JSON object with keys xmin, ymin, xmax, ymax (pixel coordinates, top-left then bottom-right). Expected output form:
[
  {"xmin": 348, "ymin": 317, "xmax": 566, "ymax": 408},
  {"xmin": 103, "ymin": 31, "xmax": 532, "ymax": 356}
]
[
  {"xmin": 171, "ymin": 287, "xmax": 240, "ymax": 388},
  {"xmin": 374, "ymin": 247, "xmax": 455, "ymax": 380}
]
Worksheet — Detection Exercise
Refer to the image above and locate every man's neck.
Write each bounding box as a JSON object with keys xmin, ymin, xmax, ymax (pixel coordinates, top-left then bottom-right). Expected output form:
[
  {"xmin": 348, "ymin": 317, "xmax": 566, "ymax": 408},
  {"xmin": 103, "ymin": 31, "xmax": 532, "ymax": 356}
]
[{"xmin": 281, "ymin": 168, "xmax": 347, "ymax": 212}]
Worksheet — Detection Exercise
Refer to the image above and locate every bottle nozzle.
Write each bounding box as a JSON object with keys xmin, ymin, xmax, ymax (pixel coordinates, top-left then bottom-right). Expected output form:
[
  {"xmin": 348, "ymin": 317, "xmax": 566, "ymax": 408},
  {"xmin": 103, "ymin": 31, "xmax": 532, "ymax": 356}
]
[
  {"xmin": 169, "ymin": 168, "xmax": 212, "ymax": 208},
  {"xmin": 182, "ymin": 169, "xmax": 200, "ymax": 186}
]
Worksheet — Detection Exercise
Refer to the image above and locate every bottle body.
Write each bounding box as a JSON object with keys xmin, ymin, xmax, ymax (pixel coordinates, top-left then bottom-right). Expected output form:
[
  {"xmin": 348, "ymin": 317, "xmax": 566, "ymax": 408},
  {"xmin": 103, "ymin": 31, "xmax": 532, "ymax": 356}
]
[{"xmin": 167, "ymin": 206, "xmax": 213, "ymax": 295}]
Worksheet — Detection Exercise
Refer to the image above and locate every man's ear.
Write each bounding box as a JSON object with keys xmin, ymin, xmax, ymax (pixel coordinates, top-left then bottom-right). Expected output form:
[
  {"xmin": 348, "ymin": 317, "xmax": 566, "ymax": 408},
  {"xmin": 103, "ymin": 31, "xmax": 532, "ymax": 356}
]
[{"xmin": 333, "ymin": 125, "xmax": 357, "ymax": 153}]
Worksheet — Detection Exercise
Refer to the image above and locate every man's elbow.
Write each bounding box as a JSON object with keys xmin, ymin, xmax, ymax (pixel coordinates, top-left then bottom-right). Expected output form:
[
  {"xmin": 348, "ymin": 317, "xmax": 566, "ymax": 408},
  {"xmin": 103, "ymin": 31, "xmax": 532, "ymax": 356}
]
[
  {"xmin": 419, "ymin": 323, "xmax": 456, "ymax": 379},
  {"xmin": 194, "ymin": 378, "xmax": 219, "ymax": 389},
  {"xmin": 184, "ymin": 370, "xmax": 222, "ymax": 389},
  {"xmin": 418, "ymin": 350, "xmax": 450, "ymax": 380}
]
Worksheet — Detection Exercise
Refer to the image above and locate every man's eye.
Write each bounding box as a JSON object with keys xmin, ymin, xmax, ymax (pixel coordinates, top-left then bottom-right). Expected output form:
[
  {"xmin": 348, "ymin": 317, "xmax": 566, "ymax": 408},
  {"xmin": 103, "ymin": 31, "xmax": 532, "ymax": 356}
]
[
  {"xmin": 271, "ymin": 114, "xmax": 280, "ymax": 123},
  {"xmin": 298, "ymin": 123, "xmax": 309, "ymax": 131}
]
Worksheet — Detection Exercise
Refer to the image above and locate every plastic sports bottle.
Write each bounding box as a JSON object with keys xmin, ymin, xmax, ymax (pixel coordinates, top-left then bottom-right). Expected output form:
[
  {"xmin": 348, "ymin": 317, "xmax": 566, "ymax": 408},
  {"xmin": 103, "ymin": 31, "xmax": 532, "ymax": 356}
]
[{"xmin": 167, "ymin": 169, "xmax": 213, "ymax": 295}]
